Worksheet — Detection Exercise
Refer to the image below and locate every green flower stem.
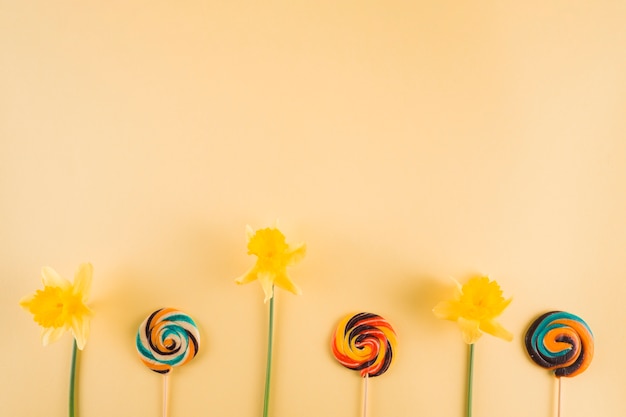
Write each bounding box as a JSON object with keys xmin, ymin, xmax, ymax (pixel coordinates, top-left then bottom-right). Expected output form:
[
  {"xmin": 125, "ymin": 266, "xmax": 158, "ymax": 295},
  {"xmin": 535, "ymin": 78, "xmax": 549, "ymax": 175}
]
[
  {"xmin": 263, "ymin": 288, "xmax": 275, "ymax": 417},
  {"xmin": 69, "ymin": 339, "xmax": 78, "ymax": 417},
  {"xmin": 466, "ymin": 343, "xmax": 474, "ymax": 417}
]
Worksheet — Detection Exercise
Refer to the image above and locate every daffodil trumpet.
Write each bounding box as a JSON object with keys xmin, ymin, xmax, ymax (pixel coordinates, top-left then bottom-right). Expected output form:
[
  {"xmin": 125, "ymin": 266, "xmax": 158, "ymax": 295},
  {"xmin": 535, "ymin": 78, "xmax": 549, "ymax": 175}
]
[
  {"xmin": 235, "ymin": 225, "xmax": 305, "ymax": 417},
  {"xmin": 433, "ymin": 276, "xmax": 512, "ymax": 417},
  {"xmin": 20, "ymin": 263, "xmax": 94, "ymax": 417}
]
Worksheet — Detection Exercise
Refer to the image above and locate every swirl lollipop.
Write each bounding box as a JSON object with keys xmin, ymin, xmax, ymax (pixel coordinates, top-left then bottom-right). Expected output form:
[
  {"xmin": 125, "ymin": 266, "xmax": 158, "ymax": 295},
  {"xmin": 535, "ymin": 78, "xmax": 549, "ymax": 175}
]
[
  {"xmin": 136, "ymin": 308, "xmax": 200, "ymax": 417},
  {"xmin": 525, "ymin": 311, "xmax": 593, "ymax": 417},
  {"xmin": 525, "ymin": 311, "xmax": 593, "ymax": 377},
  {"xmin": 331, "ymin": 312, "xmax": 397, "ymax": 417}
]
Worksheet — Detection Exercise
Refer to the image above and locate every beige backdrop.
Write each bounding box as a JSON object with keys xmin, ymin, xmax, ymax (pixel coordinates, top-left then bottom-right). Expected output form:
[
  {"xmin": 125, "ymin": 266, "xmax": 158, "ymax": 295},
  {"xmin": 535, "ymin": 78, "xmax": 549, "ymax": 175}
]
[{"xmin": 2, "ymin": 1, "xmax": 625, "ymax": 417}]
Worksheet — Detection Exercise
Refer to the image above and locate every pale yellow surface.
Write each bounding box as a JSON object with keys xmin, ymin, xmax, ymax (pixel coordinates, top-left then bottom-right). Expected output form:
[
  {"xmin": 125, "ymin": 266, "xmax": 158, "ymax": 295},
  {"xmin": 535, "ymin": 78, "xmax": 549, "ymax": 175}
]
[{"xmin": 1, "ymin": 1, "xmax": 625, "ymax": 417}]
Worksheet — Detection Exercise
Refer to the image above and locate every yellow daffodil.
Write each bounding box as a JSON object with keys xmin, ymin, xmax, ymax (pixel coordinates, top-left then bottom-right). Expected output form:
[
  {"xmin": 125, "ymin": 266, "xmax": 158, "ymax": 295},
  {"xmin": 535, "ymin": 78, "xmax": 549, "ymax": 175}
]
[
  {"xmin": 20, "ymin": 263, "xmax": 93, "ymax": 350},
  {"xmin": 433, "ymin": 276, "xmax": 512, "ymax": 344},
  {"xmin": 235, "ymin": 225, "xmax": 306, "ymax": 303}
]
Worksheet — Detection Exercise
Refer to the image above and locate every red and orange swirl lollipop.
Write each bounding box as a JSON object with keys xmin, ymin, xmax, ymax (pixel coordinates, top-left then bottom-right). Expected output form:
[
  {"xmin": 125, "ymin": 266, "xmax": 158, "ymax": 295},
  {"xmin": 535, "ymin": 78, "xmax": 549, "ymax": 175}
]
[
  {"xmin": 331, "ymin": 312, "xmax": 397, "ymax": 417},
  {"xmin": 332, "ymin": 312, "xmax": 397, "ymax": 377}
]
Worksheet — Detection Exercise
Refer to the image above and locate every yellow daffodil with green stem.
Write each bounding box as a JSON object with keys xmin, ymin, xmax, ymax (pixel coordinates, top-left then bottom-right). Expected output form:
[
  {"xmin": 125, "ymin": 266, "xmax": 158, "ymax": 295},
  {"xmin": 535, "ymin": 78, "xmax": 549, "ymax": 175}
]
[
  {"xmin": 433, "ymin": 276, "xmax": 512, "ymax": 417},
  {"xmin": 20, "ymin": 263, "xmax": 94, "ymax": 417},
  {"xmin": 235, "ymin": 225, "xmax": 305, "ymax": 417}
]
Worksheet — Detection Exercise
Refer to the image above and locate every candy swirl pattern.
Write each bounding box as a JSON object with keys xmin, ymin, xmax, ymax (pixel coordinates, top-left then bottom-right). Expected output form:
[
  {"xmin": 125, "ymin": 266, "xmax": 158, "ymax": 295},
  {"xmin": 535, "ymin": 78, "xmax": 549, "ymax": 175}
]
[
  {"xmin": 331, "ymin": 312, "xmax": 397, "ymax": 378},
  {"xmin": 136, "ymin": 308, "xmax": 200, "ymax": 374},
  {"xmin": 524, "ymin": 311, "xmax": 593, "ymax": 378}
]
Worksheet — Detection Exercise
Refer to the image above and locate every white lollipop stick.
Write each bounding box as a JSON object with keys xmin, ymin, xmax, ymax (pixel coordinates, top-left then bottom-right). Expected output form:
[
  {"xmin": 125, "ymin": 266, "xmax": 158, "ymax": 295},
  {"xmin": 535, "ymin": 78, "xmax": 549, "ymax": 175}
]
[
  {"xmin": 362, "ymin": 374, "xmax": 369, "ymax": 417},
  {"xmin": 163, "ymin": 373, "xmax": 170, "ymax": 417},
  {"xmin": 556, "ymin": 377, "xmax": 562, "ymax": 417}
]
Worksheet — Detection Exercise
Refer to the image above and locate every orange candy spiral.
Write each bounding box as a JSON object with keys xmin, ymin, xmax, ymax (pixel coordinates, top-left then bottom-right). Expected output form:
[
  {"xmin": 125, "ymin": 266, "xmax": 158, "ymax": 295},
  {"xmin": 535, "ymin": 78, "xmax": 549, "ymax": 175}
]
[
  {"xmin": 136, "ymin": 308, "xmax": 200, "ymax": 374},
  {"xmin": 524, "ymin": 311, "xmax": 594, "ymax": 378},
  {"xmin": 331, "ymin": 312, "xmax": 397, "ymax": 378}
]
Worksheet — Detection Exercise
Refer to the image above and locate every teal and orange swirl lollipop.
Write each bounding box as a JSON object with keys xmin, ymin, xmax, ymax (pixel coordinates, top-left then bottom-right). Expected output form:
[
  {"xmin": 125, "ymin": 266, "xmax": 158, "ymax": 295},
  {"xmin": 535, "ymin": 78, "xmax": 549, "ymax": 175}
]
[
  {"xmin": 136, "ymin": 308, "xmax": 200, "ymax": 417},
  {"xmin": 525, "ymin": 311, "xmax": 593, "ymax": 377},
  {"xmin": 524, "ymin": 311, "xmax": 593, "ymax": 416}
]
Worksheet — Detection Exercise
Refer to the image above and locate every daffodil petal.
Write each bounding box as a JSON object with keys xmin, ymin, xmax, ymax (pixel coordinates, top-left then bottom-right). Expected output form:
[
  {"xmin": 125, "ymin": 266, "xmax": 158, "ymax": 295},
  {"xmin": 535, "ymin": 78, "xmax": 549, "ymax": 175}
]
[
  {"xmin": 490, "ymin": 297, "xmax": 513, "ymax": 317},
  {"xmin": 432, "ymin": 301, "xmax": 461, "ymax": 321},
  {"xmin": 245, "ymin": 225, "xmax": 255, "ymax": 242},
  {"xmin": 480, "ymin": 319, "xmax": 513, "ymax": 342},
  {"xmin": 235, "ymin": 267, "xmax": 258, "ymax": 285},
  {"xmin": 273, "ymin": 272, "xmax": 301, "ymax": 295},
  {"xmin": 457, "ymin": 317, "xmax": 483, "ymax": 344},
  {"xmin": 41, "ymin": 326, "xmax": 66, "ymax": 346},
  {"xmin": 19, "ymin": 294, "xmax": 34, "ymax": 309},
  {"xmin": 41, "ymin": 267, "xmax": 71, "ymax": 290},
  {"xmin": 258, "ymin": 271, "xmax": 275, "ymax": 303},
  {"xmin": 287, "ymin": 243, "xmax": 306, "ymax": 266},
  {"xmin": 73, "ymin": 263, "xmax": 93, "ymax": 300},
  {"xmin": 452, "ymin": 278, "xmax": 464, "ymax": 294},
  {"xmin": 71, "ymin": 315, "xmax": 90, "ymax": 350}
]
